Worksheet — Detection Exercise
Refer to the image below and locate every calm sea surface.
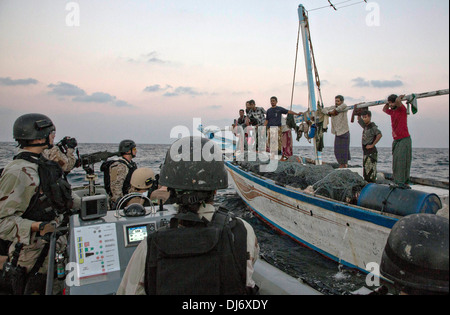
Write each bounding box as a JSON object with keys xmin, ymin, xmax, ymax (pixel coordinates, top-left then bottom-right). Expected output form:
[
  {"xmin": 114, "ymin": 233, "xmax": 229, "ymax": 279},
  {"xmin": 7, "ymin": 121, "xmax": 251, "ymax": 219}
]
[{"xmin": 1, "ymin": 142, "xmax": 448, "ymax": 294}]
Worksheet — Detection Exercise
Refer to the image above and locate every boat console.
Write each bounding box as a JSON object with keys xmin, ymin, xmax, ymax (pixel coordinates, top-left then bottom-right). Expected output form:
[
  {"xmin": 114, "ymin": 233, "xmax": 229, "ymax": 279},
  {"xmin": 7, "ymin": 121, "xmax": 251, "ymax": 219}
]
[
  {"xmin": 62, "ymin": 187, "xmax": 321, "ymax": 295},
  {"xmin": 63, "ymin": 186, "xmax": 177, "ymax": 295},
  {"xmin": 64, "ymin": 203, "xmax": 176, "ymax": 295}
]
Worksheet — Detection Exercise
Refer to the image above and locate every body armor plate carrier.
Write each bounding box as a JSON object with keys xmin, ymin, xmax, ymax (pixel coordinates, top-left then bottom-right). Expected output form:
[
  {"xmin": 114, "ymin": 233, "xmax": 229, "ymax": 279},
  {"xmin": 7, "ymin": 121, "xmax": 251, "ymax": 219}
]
[{"xmin": 144, "ymin": 209, "xmax": 252, "ymax": 295}]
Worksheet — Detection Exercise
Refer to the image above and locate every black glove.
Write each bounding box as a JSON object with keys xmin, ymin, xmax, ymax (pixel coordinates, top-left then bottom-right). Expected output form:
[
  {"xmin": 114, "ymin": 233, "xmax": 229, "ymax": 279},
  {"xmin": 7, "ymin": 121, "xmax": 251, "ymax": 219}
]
[
  {"xmin": 65, "ymin": 137, "xmax": 78, "ymax": 149},
  {"xmin": 110, "ymin": 200, "xmax": 118, "ymax": 210}
]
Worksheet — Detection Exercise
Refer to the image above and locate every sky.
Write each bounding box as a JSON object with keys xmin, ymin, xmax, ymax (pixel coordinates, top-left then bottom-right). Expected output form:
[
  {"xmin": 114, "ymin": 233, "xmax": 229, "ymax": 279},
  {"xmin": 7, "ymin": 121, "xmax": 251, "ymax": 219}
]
[{"xmin": 0, "ymin": 0, "xmax": 449, "ymax": 148}]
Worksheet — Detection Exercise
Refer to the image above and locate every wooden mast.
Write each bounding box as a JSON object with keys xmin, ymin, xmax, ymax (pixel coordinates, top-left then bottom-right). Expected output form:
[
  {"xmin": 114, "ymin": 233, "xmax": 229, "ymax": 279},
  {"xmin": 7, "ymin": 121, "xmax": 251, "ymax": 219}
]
[{"xmin": 298, "ymin": 4, "xmax": 321, "ymax": 165}]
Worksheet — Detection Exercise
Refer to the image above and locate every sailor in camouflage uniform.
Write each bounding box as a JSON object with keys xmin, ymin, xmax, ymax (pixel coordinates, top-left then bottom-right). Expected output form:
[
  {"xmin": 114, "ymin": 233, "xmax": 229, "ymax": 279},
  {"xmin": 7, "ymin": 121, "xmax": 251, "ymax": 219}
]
[
  {"xmin": 108, "ymin": 140, "xmax": 138, "ymax": 209},
  {"xmin": 0, "ymin": 114, "xmax": 71, "ymax": 294}
]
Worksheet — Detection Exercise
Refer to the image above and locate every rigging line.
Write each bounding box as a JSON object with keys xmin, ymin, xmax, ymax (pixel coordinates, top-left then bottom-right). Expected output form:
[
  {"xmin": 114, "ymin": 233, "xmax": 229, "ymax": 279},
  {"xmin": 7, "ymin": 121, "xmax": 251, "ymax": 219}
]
[
  {"xmin": 290, "ymin": 21, "xmax": 302, "ymax": 111},
  {"xmin": 302, "ymin": 10, "xmax": 324, "ymax": 110},
  {"xmin": 309, "ymin": 36, "xmax": 324, "ymax": 108},
  {"xmin": 328, "ymin": 0, "xmax": 337, "ymax": 10},
  {"xmin": 335, "ymin": 0, "xmax": 367, "ymax": 10},
  {"xmin": 308, "ymin": 0, "xmax": 361, "ymax": 12},
  {"xmin": 308, "ymin": 4, "xmax": 332, "ymax": 12},
  {"xmin": 309, "ymin": 0, "xmax": 352, "ymax": 12}
]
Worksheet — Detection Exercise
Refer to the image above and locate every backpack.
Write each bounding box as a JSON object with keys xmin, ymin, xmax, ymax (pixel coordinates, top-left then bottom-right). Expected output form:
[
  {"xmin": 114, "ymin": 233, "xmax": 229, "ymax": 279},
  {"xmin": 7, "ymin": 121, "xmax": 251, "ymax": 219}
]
[
  {"xmin": 100, "ymin": 159, "xmax": 137, "ymax": 196},
  {"xmin": 14, "ymin": 152, "xmax": 73, "ymax": 221},
  {"xmin": 144, "ymin": 209, "xmax": 250, "ymax": 295},
  {"xmin": 100, "ymin": 160, "xmax": 116, "ymax": 195}
]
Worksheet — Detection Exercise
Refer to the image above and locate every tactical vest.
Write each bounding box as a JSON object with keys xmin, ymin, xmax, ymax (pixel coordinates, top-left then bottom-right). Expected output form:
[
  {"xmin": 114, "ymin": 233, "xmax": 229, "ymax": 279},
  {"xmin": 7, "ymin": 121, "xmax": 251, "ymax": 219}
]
[
  {"xmin": 101, "ymin": 159, "xmax": 137, "ymax": 196},
  {"xmin": 144, "ymin": 210, "xmax": 250, "ymax": 295},
  {"xmin": 14, "ymin": 152, "xmax": 73, "ymax": 222}
]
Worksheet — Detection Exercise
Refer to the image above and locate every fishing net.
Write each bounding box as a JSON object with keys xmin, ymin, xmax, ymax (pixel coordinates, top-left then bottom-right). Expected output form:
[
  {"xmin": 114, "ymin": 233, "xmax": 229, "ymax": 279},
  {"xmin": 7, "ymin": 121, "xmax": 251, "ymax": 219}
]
[
  {"xmin": 266, "ymin": 163, "xmax": 335, "ymax": 190},
  {"xmin": 312, "ymin": 169, "xmax": 367, "ymax": 203},
  {"xmin": 236, "ymin": 160, "xmax": 368, "ymax": 203}
]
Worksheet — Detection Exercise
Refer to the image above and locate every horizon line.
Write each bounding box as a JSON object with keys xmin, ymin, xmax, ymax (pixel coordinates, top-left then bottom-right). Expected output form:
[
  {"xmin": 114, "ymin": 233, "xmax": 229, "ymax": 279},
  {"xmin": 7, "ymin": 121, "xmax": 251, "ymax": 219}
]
[{"xmin": 0, "ymin": 141, "xmax": 448, "ymax": 150}]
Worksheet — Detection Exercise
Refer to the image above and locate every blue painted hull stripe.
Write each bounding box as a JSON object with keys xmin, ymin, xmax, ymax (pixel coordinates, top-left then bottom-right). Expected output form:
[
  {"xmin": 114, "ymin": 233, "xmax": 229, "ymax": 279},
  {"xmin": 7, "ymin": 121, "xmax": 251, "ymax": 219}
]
[{"xmin": 225, "ymin": 161, "xmax": 397, "ymax": 229}]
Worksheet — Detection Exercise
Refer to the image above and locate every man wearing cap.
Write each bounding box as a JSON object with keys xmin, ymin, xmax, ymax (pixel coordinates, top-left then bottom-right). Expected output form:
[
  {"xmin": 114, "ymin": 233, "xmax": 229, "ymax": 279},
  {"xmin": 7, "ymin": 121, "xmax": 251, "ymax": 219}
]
[{"xmin": 120, "ymin": 168, "xmax": 156, "ymax": 207}]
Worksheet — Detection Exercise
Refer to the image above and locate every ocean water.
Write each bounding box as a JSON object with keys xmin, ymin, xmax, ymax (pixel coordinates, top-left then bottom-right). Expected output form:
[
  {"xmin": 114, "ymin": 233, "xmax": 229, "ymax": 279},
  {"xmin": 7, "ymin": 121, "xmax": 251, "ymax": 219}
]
[{"xmin": 0, "ymin": 142, "xmax": 448, "ymax": 295}]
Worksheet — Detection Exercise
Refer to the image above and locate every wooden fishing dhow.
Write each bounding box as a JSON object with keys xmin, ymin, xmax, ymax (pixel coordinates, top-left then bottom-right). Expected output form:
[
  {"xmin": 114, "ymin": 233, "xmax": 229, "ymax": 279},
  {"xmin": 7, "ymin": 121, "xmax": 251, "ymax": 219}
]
[
  {"xmin": 203, "ymin": 4, "xmax": 449, "ymax": 278},
  {"xmin": 225, "ymin": 159, "xmax": 448, "ymax": 275}
]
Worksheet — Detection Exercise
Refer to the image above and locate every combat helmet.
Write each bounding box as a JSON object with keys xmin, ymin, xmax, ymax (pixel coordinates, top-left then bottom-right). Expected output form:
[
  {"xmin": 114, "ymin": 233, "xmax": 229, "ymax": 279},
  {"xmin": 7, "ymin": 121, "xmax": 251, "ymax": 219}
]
[
  {"xmin": 159, "ymin": 136, "xmax": 228, "ymax": 191},
  {"xmin": 119, "ymin": 140, "xmax": 136, "ymax": 154},
  {"xmin": 13, "ymin": 113, "xmax": 55, "ymax": 141},
  {"xmin": 380, "ymin": 213, "xmax": 449, "ymax": 294},
  {"xmin": 130, "ymin": 168, "xmax": 156, "ymax": 190}
]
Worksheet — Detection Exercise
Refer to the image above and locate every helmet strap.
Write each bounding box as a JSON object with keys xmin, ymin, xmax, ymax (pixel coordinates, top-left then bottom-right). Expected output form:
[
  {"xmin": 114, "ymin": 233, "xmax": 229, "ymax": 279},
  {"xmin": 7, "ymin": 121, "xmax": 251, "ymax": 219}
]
[
  {"xmin": 123, "ymin": 150, "xmax": 135, "ymax": 159},
  {"xmin": 24, "ymin": 136, "xmax": 50, "ymax": 148},
  {"xmin": 25, "ymin": 143, "xmax": 48, "ymax": 148}
]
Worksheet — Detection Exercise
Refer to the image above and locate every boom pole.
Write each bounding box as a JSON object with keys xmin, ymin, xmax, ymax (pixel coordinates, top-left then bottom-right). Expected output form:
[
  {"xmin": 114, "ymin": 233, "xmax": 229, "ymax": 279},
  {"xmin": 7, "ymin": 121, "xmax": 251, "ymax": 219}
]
[{"xmin": 348, "ymin": 89, "xmax": 449, "ymax": 111}]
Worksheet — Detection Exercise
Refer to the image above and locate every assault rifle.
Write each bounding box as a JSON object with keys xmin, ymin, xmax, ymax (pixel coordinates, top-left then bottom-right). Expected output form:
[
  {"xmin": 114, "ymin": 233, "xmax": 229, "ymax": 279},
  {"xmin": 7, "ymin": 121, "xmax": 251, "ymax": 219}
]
[{"xmin": 80, "ymin": 151, "xmax": 119, "ymax": 175}]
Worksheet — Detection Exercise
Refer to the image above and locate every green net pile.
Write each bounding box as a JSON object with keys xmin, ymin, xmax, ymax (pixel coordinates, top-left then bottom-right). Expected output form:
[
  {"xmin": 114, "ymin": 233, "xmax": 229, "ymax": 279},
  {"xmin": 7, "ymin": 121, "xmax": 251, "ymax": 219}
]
[{"xmin": 236, "ymin": 160, "xmax": 367, "ymax": 203}]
